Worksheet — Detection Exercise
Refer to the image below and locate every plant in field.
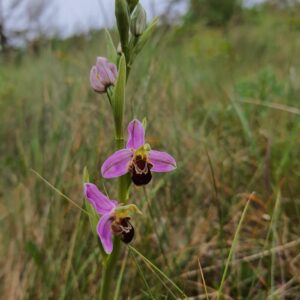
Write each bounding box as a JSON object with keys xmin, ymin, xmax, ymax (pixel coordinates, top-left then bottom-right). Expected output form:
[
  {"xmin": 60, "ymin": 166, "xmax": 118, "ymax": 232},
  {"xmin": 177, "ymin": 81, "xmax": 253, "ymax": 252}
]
[
  {"xmin": 101, "ymin": 119, "xmax": 176, "ymax": 185},
  {"xmin": 82, "ymin": 0, "xmax": 177, "ymax": 299}
]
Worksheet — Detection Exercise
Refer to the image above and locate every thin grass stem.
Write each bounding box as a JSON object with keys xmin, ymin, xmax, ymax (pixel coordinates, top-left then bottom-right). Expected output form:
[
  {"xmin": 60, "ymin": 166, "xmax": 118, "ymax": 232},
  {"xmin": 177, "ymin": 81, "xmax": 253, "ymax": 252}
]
[
  {"xmin": 216, "ymin": 194, "xmax": 252, "ymax": 300},
  {"xmin": 31, "ymin": 169, "xmax": 90, "ymax": 215},
  {"xmin": 129, "ymin": 245, "xmax": 187, "ymax": 298}
]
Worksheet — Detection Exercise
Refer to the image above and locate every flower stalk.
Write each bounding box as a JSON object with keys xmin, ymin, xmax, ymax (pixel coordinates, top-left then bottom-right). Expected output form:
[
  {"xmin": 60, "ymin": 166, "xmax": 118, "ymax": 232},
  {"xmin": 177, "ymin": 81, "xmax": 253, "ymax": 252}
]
[
  {"xmin": 99, "ymin": 55, "xmax": 128, "ymax": 300},
  {"xmin": 112, "ymin": 54, "xmax": 126, "ymax": 142},
  {"xmin": 98, "ymin": 127, "xmax": 126, "ymax": 300},
  {"xmin": 85, "ymin": 1, "xmax": 175, "ymax": 299},
  {"xmin": 99, "ymin": 239, "xmax": 121, "ymax": 300}
]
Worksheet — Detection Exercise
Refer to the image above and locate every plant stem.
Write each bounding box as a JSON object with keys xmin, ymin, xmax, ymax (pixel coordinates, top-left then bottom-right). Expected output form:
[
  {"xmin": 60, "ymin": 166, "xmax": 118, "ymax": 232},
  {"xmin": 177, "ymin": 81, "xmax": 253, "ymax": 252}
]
[
  {"xmin": 99, "ymin": 238, "xmax": 121, "ymax": 300},
  {"xmin": 99, "ymin": 128, "xmax": 128, "ymax": 300}
]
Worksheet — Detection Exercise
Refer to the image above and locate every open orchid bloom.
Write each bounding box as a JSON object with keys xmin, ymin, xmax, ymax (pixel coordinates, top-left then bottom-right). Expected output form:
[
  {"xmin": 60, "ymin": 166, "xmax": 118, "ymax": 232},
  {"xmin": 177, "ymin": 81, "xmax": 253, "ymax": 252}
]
[
  {"xmin": 101, "ymin": 119, "xmax": 176, "ymax": 186},
  {"xmin": 84, "ymin": 183, "xmax": 141, "ymax": 254},
  {"xmin": 90, "ymin": 57, "xmax": 118, "ymax": 93}
]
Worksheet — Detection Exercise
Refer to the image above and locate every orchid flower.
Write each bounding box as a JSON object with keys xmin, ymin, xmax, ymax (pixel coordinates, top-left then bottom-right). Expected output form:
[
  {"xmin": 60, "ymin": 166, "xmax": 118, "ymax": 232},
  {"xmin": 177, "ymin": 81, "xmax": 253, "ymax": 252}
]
[
  {"xmin": 101, "ymin": 119, "xmax": 176, "ymax": 186},
  {"xmin": 90, "ymin": 57, "xmax": 118, "ymax": 93},
  {"xmin": 84, "ymin": 183, "xmax": 141, "ymax": 254}
]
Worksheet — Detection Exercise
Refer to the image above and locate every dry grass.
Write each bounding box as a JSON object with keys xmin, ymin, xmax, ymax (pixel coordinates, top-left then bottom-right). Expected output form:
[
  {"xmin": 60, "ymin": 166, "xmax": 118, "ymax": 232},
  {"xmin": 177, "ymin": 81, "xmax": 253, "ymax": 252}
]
[{"xmin": 1, "ymin": 9, "xmax": 300, "ymax": 299}]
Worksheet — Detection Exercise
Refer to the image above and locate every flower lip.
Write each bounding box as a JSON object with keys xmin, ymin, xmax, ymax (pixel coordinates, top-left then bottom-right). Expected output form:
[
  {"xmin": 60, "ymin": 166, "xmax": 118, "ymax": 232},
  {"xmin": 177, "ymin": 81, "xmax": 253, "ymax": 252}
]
[
  {"xmin": 129, "ymin": 154, "xmax": 153, "ymax": 186},
  {"xmin": 134, "ymin": 156, "xmax": 149, "ymax": 174},
  {"xmin": 111, "ymin": 217, "xmax": 135, "ymax": 244},
  {"xmin": 121, "ymin": 221, "xmax": 135, "ymax": 243}
]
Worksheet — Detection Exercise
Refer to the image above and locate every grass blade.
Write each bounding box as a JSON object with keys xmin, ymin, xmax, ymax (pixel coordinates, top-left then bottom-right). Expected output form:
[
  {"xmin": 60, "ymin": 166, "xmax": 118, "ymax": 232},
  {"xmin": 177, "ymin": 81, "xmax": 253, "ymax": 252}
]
[
  {"xmin": 31, "ymin": 169, "xmax": 90, "ymax": 215},
  {"xmin": 129, "ymin": 246, "xmax": 187, "ymax": 298},
  {"xmin": 217, "ymin": 194, "xmax": 252, "ymax": 300}
]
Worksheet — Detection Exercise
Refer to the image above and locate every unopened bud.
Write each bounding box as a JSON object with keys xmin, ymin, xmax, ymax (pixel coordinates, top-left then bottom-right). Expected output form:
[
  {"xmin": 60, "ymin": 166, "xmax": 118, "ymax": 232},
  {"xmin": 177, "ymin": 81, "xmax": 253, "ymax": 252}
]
[
  {"xmin": 90, "ymin": 57, "xmax": 118, "ymax": 93},
  {"xmin": 130, "ymin": 3, "xmax": 147, "ymax": 37},
  {"xmin": 127, "ymin": 0, "xmax": 139, "ymax": 12},
  {"xmin": 117, "ymin": 42, "xmax": 122, "ymax": 55},
  {"xmin": 115, "ymin": 0, "xmax": 130, "ymax": 51}
]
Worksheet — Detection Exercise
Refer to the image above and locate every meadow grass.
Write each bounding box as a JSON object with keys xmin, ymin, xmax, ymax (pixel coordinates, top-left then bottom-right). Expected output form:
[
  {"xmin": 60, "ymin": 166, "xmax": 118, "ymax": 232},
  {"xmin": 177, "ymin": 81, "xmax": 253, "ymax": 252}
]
[{"xmin": 1, "ymin": 9, "xmax": 300, "ymax": 299}]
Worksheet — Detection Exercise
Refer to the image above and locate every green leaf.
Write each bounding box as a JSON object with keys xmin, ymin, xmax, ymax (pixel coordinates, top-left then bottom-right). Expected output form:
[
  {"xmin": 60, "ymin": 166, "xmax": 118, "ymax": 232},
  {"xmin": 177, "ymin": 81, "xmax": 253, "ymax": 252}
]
[
  {"xmin": 83, "ymin": 166, "xmax": 89, "ymax": 183},
  {"xmin": 142, "ymin": 117, "xmax": 147, "ymax": 131},
  {"xmin": 113, "ymin": 54, "xmax": 127, "ymax": 139},
  {"xmin": 230, "ymin": 97, "xmax": 253, "ymax": 143},
  {"xmin": 105, "ymin": 29, "xmax": 118, "ymax": 64}
]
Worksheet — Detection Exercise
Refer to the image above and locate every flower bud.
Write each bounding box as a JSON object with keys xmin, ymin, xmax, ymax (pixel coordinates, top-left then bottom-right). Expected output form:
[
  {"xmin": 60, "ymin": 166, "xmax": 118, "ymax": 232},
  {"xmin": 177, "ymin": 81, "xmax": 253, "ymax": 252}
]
[
  {"xmin": 127, "ymin": 0, "xmax": 139, "ymax": 12},
  {"xmin": 90, "ymin": 57, "xmax": 118, "ymax": 93},
  {"xmin": 117, "ymin": 42, "xmax": 122, "ymax": 55},
  {"xmin": 130, "ymin": 3, "xmax": 147, "ymax": 37},
  {"xmin": 115, "ymin": 0, "xmax": 130, "ymax": 53}
]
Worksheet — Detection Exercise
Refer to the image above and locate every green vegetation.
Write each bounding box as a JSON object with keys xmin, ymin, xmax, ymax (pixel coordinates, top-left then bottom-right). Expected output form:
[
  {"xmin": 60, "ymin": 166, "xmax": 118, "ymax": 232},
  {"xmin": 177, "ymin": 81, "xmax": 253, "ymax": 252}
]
[
  {"xmin": 1, "ymin": 7, "xmax": 300, "ymax": 299},
  {"xmin": 188, "ymin": 0, "xmax": 240, "ymax": 25}
]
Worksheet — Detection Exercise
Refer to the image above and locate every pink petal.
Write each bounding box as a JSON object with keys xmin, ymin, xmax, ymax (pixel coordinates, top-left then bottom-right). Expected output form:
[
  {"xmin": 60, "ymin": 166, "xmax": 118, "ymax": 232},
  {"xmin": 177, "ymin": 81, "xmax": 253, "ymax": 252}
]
[
  {"xmin": 109, "ymin": 63, "xmax": 118, "ymax": 83},
  {"xmin": 111, "ymin": 199, "xmax": 119, "ymax": 206},
  {"xmin": 96, "ymin": 57, "xmax": 117, "ymax": 85},
  {"xmin": 97, "ymin": 214, "xmax": 113, "ymax": 254},
  {"xmin": 84, "ymin": 183, "xmax": 116, "ymax": 214},
  {"xmin": 89, "ymin": 57, "xmax": 118, "ymax": 93},
  {"xmin": 148, "ymin": 150, "xmax": 177, "ymax": 172},
  {"xmin": 90, "ymin": 66, "xmax": 105, "ymax": 92},
  {"xmin": 101, "ymin": 149, "xmax": 133, "ymax": 178},
  {"xmin": 126, "ymin": 119, "xmax": 145, "ymax": 149}
]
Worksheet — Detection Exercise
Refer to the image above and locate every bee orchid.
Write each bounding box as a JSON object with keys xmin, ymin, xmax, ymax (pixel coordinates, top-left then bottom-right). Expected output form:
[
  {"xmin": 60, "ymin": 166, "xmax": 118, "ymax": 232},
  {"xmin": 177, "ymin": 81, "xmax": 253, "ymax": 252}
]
[
  {"xmin": 101, "ymin": 119, "xmax": 176, "ymax": 185},
  {"xmin": 84, "ymin": 183, "xmax": 141, "ymax": 254}
]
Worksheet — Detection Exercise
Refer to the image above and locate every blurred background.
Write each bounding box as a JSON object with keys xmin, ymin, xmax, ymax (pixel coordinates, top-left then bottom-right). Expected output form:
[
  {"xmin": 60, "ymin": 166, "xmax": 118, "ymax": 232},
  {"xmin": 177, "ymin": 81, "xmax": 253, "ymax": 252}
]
[{"xmin": 1, "ymin": 0, "xmax": 300, "ymax": 299}]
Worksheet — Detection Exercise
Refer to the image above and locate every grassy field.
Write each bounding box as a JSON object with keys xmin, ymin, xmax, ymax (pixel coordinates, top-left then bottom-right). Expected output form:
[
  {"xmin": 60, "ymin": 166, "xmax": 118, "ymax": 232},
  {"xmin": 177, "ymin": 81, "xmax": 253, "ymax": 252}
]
[{"xmin": 1, "ymin": 8, "xmax": 300, "ymax": 299}]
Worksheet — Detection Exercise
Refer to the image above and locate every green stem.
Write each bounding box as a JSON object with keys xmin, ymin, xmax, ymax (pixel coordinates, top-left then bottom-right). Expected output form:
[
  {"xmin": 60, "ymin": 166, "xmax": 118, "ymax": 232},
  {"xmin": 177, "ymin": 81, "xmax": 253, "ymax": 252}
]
[
  {"xmin": 99, "ymin": 239, "xmax": 121, "ymax": 300},
  {"xmin": 99, "ymin": 49, "xmax": 129, "ymax": 300},
  {"xmin": 106, "ymin": 87, "xmax": 113, "ymax": 106},
  {"xmin": 99, "ymin": 126, "xmax": 129, "ymax": 300}
]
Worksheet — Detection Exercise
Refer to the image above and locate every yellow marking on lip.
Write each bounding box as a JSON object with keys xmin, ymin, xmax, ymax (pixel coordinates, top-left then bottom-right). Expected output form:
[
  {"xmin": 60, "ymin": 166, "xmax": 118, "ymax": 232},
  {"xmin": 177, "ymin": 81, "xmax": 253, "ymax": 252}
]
[{"xmin": 133, "ymin": 143, "xmax": 151, "ymax": 160}]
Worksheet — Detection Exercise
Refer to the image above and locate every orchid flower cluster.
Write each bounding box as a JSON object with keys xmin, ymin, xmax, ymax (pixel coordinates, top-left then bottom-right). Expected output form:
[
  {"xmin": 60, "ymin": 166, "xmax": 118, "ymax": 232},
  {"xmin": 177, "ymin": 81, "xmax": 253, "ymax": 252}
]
[
  {"xmin": 85, "ymin": 117, "xmax": 177, "ymax": 250},
  {"xmin": 83, "ymin": 1, "xmax": 175, "ymax": 298},
  {"xmin": 84, "ymin": 119, "xmax": 176, "ymax": 253}
]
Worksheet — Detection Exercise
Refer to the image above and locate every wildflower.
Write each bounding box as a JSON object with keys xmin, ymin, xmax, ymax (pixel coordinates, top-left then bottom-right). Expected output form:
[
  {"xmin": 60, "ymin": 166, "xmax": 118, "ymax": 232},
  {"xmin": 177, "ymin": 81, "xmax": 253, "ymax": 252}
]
[
  {"xmin": 101, "ymin": 119, "xmax": 176, "ymax": 186},
  {"xmin": 90, "ymin": 57, "xmax": 118, "ymax": 93},
  {"xmin": 84, "ymin": 183, "xmax": 141, "ymax": 254}
]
